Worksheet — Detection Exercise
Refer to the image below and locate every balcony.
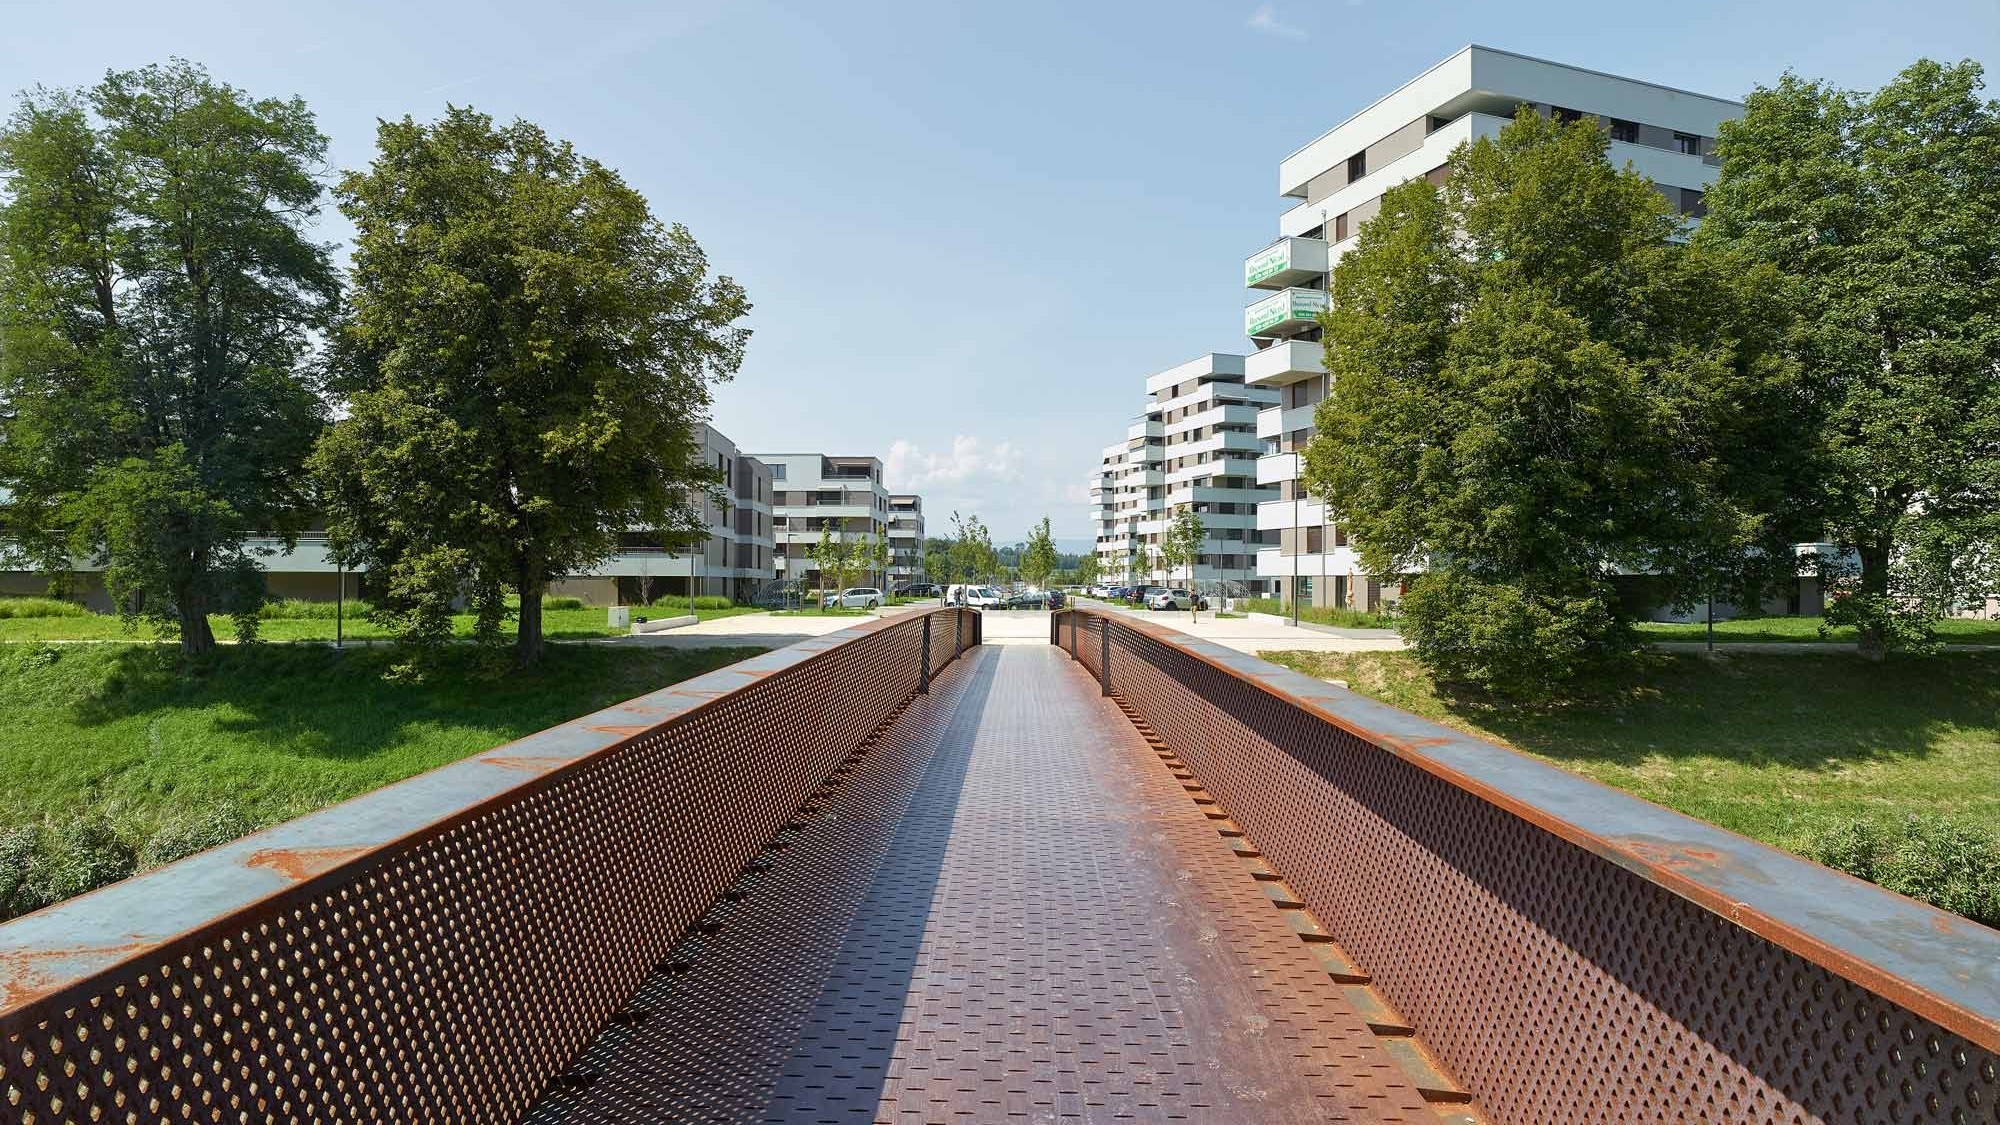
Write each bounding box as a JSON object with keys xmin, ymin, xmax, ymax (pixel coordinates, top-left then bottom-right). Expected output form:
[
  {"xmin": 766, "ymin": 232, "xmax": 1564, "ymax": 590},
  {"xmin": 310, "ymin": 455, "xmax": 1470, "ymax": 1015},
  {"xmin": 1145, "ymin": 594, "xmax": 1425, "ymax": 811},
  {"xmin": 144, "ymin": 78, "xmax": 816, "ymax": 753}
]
[
  {"xmin": 1256, "ymin": 403, "xmax": 1319, "ymax": 441},
  {"xmin": 1245, "ymin": 339, "xmax": 1322, "ymax": 387},
  {"xmin": 1245, "ymin": 287, "xmax": 1328, "ymax": 339},
  {"xmin": 1257, "ymin": 451, "xmax": 1305, "ymax": 485},
  {"xmin": 1257, "ymin": 496, "xmax": 1326, "ymax": 531},
  {"xmin": 1244, "ymin": 236, "xmax": 1329, "ymax": 290}
]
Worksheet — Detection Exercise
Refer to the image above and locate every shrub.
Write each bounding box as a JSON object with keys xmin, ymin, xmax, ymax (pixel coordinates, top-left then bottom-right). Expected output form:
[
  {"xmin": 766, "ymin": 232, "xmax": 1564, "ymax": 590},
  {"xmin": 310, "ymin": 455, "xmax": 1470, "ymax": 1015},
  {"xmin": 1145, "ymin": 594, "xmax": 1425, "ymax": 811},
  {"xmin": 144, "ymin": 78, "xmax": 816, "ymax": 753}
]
[
  {"xmin": 0, "ymin": 815, "xmax": 138, "ymax": 921},
  {"xmin": 1398, "ymin": 570, "xmax": 1628, "ymax": 698},
  {"xmin": 259, "ymin": 597, "xmax": 376, "ymax": 620},
  {"xmin": 644, "ymin": 594, "xmax": 733, "ymax": 610},
  {"xmin": 1804, "ymin": 815, "xmax": 2000, "ymax": 927},
  {"xmin": 140, "ymin": 805, "xmax": 258, "ymax": 869},
  {"xmin": 1235, "ymin": 598, "xmax": 1394, "ymax": 630},
  {"xmin": 542, "ymin": 595, "xmax": 588, "ymax": 610},
  {"xmin": 0, "ymin": 596, "xmax": 91, "ymax": 619}
]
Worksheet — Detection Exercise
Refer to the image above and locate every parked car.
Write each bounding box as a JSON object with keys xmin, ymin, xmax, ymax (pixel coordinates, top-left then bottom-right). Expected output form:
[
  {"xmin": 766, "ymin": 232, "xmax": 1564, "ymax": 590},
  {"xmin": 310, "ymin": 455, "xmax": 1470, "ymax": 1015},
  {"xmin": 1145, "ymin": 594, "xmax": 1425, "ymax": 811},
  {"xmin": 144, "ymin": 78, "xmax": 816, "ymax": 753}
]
[
  {"xmin": 1134, "ymin": 586, "xmax": 1166, "ymax": 607},
  {"xmin": 824, "ymin": 587, "xmax": 884, "ymax": 609},
  {"xmin": 1146, "ymin": 588, "xmax": 1191, "ymax": 611},
  {"xmin": 893, "ymin": 583, "xmax": 940, "ymax": 598},
  {"xmin": 1047, "ymin": 589, "xmax": 1066, "ymax": 609},
  {"xmin": 944, "ymin": 584, "xmax": 1004, "ymax": 610},
  {"xmin": 1003, "ymin": 589, "xmax": 1048, "ymax": 609}
]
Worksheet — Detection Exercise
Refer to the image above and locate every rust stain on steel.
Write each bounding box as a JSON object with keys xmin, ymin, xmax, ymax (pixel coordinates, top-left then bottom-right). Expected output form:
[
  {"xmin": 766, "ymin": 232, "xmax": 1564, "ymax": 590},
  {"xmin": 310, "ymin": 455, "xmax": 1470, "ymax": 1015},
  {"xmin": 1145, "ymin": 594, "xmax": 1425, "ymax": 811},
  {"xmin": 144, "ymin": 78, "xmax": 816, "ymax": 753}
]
[
  {"xmin": 246, "ymin": 845, "xmax": 375, "ymax": 883},
  {"xmin": 0, "ymin": 605, "xmax": 980, "ymax": 1125},
  {"xmin": 0, "ymin": 939, "xmax": 149, "ymax": 1011},
  {"xmin": 582, "ymin": 723, "xmax": 655, "ymax": 737},
  {"xmin": 481, "ymin": 754, "xmax": 574, "ymax": 774},
  {"xmin": 1067, "ymin": 606, "xmax": 2000, "ymax": 1121}
]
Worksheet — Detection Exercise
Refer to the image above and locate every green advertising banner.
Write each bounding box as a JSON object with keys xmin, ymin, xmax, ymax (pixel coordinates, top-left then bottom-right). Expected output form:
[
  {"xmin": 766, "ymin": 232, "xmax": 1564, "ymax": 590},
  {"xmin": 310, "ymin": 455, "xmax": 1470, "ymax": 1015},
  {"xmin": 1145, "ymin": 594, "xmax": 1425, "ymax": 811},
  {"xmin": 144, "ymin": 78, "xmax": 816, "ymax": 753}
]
[{"xmin": 1245, "ymin": 246, "xmax": 1289, "ymax": 285}]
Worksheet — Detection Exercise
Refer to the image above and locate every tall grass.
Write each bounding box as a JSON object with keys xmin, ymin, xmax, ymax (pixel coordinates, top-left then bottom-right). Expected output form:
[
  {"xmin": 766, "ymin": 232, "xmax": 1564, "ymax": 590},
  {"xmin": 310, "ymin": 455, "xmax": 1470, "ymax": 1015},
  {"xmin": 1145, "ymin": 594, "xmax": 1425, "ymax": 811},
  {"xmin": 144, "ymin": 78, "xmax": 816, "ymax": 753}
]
[
  {"xmin": 0, "ymin": 597, "xmax": 90, "ymax": 619},
  {"xmin": 259, "ymin": 597, "xmax": 376, "ymax": 620},
  {"xmin": 645, "ymin": 595, "xmax": 734, "ymax": 610},
  {"xmin": 1235, "ymin": 598, "xmax": 1395, "ymax": 630}
]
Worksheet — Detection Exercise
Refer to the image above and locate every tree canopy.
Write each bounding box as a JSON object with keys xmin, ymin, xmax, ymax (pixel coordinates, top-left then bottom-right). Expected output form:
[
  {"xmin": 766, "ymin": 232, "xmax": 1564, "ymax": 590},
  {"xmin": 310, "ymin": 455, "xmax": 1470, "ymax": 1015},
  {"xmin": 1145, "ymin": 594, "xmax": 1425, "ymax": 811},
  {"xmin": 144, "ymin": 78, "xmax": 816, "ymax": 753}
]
[
  {"xmin": 311, "ymin": 107, "xmax": 749, "ymax": 666},
  {"xmin": 1304, "ymin": 107, "xmax": 1808, "ymax": 693},
  {"xmin": 1020, "ymin": 516, "xmax": 1059, "ymax": 589},
  {"xmin": 0, "ymin": 60, "xmax": 337, "ymax": 653},
  {"xmin": 1695, "ymin": 59, "xmax": 2000, "ymax": 655}
]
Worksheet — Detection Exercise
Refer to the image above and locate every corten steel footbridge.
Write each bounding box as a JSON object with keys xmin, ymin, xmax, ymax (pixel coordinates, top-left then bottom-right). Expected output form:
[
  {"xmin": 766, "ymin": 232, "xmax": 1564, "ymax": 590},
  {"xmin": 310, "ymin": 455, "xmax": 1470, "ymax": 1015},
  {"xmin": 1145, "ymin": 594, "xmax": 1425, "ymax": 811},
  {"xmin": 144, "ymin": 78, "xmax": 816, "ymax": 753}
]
[{"xmin": 3, "ymin": 605, "xmax": 1998, "ymax": 1124}]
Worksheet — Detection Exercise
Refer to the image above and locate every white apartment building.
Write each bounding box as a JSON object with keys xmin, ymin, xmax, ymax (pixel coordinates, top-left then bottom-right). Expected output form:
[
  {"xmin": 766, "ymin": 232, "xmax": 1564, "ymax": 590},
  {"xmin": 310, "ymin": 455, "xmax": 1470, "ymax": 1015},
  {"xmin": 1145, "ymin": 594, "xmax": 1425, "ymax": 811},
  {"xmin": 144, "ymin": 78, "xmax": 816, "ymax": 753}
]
[
  {"xmin": 756, "ymin": 453, "xmax": 893, "ymax": 590},
  {"xmin": 1248, "ymin": 45, "xmax": 1741, "ymax": 610},
  {"xmin": 1092, "ymin": 354, "xmax": 1276, "ymax": 593},
  {"xmin": 2, "ymin": 422, "xmax": 779, "ymax": 609},
  {"xmin": 564, "ymin": 423, "xmax": 776, "ymax": 605},
  {"xmin": 887, "ymin": 494, "xmax": 926, "ymax": 588}
]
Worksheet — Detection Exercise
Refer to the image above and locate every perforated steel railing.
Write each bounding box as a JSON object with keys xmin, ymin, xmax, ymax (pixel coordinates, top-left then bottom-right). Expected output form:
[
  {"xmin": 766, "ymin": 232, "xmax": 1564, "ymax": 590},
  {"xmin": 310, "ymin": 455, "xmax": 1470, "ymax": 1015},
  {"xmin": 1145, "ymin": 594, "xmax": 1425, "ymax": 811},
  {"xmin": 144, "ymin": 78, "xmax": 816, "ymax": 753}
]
[
  {"xmin": 0, "ymin": 606, "xmax": 979, "ymax": 1125},
  {"xmin": 1055, "ymin": 606, "xmax": 2000, "ymax": 1125}
]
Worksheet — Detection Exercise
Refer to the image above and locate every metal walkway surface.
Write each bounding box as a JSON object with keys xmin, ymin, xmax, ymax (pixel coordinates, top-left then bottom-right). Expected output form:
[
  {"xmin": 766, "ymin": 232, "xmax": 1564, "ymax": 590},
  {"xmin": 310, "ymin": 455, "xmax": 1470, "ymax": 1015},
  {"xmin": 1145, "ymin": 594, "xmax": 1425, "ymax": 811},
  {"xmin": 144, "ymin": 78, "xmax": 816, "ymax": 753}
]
[{"xmin": 528, "ymin": 643, "xmax": 1442, "ymax": 1124}]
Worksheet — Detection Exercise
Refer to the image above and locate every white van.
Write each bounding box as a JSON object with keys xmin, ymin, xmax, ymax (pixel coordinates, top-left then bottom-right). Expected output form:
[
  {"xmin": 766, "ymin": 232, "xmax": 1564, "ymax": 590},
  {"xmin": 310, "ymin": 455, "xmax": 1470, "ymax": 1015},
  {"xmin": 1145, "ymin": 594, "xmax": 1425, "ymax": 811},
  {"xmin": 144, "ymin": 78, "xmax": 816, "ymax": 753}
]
[{"xmin": 944, "ymin": 584, "xmax": 1004, "ymax": 610}]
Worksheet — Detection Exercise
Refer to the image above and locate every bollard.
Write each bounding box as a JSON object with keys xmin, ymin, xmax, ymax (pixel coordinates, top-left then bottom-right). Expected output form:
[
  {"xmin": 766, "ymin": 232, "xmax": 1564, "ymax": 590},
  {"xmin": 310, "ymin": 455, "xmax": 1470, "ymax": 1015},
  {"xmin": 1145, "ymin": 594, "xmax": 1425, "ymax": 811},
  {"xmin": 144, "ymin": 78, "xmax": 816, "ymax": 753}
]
[{"xmin": 920, "ymin": 615, "xmax": 931, "ymax": 694}]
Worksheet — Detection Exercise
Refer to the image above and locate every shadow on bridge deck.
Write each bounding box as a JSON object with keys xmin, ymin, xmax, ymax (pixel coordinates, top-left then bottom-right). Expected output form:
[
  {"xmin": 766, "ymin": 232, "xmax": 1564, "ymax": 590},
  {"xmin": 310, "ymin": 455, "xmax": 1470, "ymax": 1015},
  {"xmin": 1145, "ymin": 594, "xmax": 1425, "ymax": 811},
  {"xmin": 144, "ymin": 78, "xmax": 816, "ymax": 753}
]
[{"xmin": 526, "ymin": 643, "xmax": 1442, "ymax": 1124}]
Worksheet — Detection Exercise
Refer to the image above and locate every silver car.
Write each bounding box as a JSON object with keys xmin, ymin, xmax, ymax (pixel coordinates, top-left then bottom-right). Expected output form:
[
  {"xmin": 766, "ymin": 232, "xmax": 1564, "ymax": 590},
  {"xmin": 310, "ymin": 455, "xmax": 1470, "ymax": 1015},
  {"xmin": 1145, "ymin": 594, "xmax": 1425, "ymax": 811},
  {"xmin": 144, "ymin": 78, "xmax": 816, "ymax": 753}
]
[{"xmin": 825, "ymin": 587, "xmax": 884, "ymax": 609}]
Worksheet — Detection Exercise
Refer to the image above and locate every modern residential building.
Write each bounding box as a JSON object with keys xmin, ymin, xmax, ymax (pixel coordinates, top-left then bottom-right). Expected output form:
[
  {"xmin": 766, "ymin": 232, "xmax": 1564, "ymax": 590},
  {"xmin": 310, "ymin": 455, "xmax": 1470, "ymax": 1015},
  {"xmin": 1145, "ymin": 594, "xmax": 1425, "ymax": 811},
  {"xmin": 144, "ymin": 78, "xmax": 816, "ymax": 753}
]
[
  {"xmin": 1246, "ymin": 45, "xmax": 1741, "ymax": 611},
  {"xmin": 2, "ymin": 422, "xmax": 778, "ymax": 610},
  {"xmin": 1092, "ymin": 354, "xmax": 1276, "ymax": 593},
  {"xmin": 756, "ymin": 453, "xmax": 894, "ymax": 591},
  {"xmin": 559, "ymin": 423, "xmax": 776, "ymax": 606},
  {"xmin": 887, "ymin": 494, "xmax": 926, "ymax": 588}
]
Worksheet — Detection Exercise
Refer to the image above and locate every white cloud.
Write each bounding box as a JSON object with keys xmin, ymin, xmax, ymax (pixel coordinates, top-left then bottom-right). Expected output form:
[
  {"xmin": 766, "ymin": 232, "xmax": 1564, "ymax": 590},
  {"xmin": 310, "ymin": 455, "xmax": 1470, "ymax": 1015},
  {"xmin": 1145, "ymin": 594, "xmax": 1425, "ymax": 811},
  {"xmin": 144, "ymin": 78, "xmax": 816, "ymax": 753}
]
[
  {"xmin": 885, "ymin": 435, "xmax": 1024, "ymax": 490},
  {"xmin": 1246, "ymin": 4, "xmax": 1308, "ymax": 39}
]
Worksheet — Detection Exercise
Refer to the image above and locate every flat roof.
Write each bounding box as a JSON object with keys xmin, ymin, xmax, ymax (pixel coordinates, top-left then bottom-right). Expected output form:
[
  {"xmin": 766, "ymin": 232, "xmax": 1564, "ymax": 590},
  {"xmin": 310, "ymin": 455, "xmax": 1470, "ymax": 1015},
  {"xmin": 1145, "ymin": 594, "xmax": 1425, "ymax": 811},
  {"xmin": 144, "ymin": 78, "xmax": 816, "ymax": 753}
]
[{"xmin": 1282, "ymin": 43, "xmax": 1745, "ymax": 165}]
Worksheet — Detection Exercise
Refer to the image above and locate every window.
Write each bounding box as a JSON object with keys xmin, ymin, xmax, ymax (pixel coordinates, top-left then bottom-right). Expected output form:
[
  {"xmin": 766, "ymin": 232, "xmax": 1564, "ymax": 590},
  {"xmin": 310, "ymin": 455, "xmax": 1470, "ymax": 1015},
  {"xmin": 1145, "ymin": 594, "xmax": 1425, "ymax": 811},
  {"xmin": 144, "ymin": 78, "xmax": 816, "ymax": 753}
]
[
  {"xmin": 1334, "ymin": 212, "xmax": 1348, "ymax": 241},
  {"xmin": 1680, "ymin": 187, "xmax": 1708, "ymax": 218},
  {"xmin": 770, "ymin": 464, "xmax": 785, "ymax": 480},
  {"xmin": 1551, "ymin": 106, "xmax": 1584, "ymax": 125},
  {"xmin": 1346, "ymin": 151, "xmax": 1366, "ymax": 182},
  {"xmin": 1674, "ymin": 131, "xmax": 1701, "ymax": 156},
  {"xmin": 1609, "ymin": 118, "xmax": 1639, "ymax": 144}
]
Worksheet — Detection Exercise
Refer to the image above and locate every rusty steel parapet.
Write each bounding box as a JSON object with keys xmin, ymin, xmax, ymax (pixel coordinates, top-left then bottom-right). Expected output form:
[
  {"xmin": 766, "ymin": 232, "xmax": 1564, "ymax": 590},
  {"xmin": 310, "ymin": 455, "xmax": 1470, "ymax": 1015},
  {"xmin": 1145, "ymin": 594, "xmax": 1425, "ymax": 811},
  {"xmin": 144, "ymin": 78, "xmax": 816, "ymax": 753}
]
[
  {"xmin": 1054, "ymin": 607, "xmax": 2000, "ymax": 1125},
  {"xmin": 0, "ymin": 606, "xmax": 980, "ymax": 1125}
]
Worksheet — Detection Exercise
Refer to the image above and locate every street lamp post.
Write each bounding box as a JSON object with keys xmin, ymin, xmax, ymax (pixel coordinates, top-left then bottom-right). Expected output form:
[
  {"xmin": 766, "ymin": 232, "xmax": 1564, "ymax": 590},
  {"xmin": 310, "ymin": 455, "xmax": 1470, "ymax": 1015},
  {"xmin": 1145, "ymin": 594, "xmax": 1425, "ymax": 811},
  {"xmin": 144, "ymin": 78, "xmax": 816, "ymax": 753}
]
[{"xmin": 1291, "ymin": 451, "xmax": 1304, "ymax": 626}]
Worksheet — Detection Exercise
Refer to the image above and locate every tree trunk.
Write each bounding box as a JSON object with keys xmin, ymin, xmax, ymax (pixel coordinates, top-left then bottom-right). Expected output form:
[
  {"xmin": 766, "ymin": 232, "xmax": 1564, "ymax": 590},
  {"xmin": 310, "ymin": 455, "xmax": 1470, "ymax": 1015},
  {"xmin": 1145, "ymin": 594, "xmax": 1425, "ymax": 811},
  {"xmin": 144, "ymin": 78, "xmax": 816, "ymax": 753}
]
[
  {"xmin": 178, "ymin": 591, "xmax": 216, "ymax": 657},
  {"xmin": 516, "ymin": 568, "xmax": 546, "ymax": 668},
  {"xmin": 1855, "ymin": 535, "xmax": 1892, "ymax": 662}
]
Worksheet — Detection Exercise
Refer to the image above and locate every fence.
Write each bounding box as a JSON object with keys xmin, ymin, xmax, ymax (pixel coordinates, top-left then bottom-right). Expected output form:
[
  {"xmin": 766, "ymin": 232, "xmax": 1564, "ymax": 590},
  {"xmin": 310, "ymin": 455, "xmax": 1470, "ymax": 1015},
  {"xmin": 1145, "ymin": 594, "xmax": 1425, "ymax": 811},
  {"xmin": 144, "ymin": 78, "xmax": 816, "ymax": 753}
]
[
  {"xmin": 0, "ymin": 606, "xmax": 979, "ymax": 1125},
  {"xmin": 1053, "ymin": 605, "xmax": 2000, "ymax": 1125}
]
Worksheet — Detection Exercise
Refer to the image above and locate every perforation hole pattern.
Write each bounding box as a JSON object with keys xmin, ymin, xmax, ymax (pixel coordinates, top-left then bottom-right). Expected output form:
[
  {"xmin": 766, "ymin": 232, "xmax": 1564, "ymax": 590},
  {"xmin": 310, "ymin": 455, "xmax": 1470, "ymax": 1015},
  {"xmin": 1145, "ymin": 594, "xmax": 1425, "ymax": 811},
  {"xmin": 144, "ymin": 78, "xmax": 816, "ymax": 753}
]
[
  {"xmin": 0, "ymin": 608, "xmax": 980, "ymax": 1125},
  {"xmin": 1068, "ymin": 610, "xmax": 2000, "ymax": 1125}
]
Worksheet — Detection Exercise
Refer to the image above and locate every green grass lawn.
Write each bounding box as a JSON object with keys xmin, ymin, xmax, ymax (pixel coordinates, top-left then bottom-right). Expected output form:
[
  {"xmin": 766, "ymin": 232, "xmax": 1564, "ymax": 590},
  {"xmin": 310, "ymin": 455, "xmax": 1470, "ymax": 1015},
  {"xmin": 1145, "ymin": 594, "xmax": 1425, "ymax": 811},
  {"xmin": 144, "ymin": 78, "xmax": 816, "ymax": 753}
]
[
  {"xmin": 1260, "ymin": 649, "xmax": 2000, "ymax": 842},
  {"xmin": 1257, "ymin": 648, "xmax": 2000, "ymax": 923},
  {"xmin": 0, "ymin": 605, "xmax": 761, "ymax": 644},
  {"xmin": 1264, "ymin": 644, "xmax": 2000, "ymax": 836},
  {"xmin": 1635, "ymin": 614, "xmax": 2000, "ymax": 645},
  {"xmin": 0, "ymin": 641, "xmax": 765, "ymax": 919}
]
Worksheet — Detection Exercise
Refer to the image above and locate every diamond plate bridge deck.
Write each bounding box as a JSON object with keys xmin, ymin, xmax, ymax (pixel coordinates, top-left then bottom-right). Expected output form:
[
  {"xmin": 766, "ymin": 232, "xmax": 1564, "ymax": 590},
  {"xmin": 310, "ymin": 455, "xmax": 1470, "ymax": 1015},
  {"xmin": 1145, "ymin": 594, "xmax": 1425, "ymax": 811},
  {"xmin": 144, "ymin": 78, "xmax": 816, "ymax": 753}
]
[{"xmin": 528, "ymin": 643, "xmax": 1443, "ymax": 1124}]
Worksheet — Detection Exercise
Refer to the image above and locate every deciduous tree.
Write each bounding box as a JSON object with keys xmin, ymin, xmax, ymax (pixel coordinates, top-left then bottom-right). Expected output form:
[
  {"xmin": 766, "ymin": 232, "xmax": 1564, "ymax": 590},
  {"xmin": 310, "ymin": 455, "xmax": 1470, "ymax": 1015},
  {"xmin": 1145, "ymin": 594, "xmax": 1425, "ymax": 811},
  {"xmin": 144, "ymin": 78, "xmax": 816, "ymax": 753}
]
[
  {"xmin": 1696, "ymin": 60, "xmax": 2000, "ymax": 657},
  {"xmin": 0, "ymin": 60, "xmax": 337, "ymax": 654},
  {"xmin": 1161, "ymin": 508, "xmax": 1205, "ymax": 620},
  {"xmin": 312, "ymin": 108, "xmax": 748, "ymax": 666},
  {"xmin": 1020, "ymin": 516, "xmax": 1059, "ymax": 590},
  {"xmin": 1305, "ymin": 108, "xmax": 1808, "ymax": 694}
]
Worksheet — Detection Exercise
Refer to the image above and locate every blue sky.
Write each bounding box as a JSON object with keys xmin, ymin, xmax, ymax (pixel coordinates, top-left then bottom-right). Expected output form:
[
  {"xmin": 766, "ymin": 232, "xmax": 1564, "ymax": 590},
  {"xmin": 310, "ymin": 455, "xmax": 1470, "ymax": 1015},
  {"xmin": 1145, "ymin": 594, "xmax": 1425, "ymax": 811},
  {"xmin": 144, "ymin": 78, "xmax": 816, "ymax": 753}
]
[{"xmin": 3, "ymin": 1, "xmax": 1994, "ymax": 548}]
